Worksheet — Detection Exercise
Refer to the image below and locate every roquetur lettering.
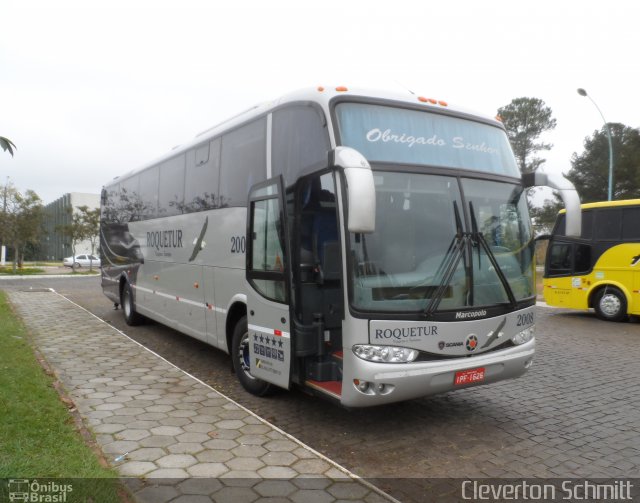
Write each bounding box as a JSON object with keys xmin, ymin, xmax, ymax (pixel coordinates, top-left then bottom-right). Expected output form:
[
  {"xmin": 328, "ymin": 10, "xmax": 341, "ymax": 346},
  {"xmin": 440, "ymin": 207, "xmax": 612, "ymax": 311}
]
[
  {"xmin": 147, "ymin": 230, "xmax": 183, "ymax": 251},
  {"xmin": 375, "ymin": 326, "xmax": 438, "ymax": 340}
]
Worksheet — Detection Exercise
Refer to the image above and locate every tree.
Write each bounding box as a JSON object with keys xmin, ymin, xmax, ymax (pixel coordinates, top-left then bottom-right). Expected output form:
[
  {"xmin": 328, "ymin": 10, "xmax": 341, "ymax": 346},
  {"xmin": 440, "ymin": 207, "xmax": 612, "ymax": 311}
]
[
  {"xmin": 0, "ymin": 185, "xmax": 44, "ymax": 272},
  {"xmin": 77, "ymin": 205, "xmax": 100, "ymax": 271},
  {"xmin": 0, "ymin": 136, "xmax": 16, "ymax": 157},
  {"xmin": 497, "ymin": 97, "xmax": 557, "ymax": 173},
  {"xmin": 57, "ymin": 208, "xmax": 88, "ymax": 272},
  {"xmin": 57, "ymin": 205, "xmax": 101, "ymax": 271},
  {"xmin": 566, "ymin": 123, "xmax": 640, "ymax": 203},
  {"xmin": 0, "ymin": 183, "xmax": 18, "ymax": 266},
  {"xmin": 529, "ymin": 198, "xmax": 562, "ymax": 235}
]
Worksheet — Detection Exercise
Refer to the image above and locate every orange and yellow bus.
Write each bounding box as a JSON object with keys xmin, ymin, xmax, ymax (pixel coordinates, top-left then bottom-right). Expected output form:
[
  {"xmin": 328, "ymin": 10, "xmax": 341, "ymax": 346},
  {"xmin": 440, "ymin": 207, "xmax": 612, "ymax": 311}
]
[{"xmin": 543, "ymin": 199, "xmax": 640, "ymax": 321}]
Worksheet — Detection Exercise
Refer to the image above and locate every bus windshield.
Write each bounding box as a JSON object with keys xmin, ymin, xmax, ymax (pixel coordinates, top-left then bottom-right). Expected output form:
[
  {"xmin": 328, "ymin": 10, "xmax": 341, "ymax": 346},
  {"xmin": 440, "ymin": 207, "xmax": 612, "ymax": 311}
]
[
  {"xmin": 349, "ymin": 172, "xmax": 534, "ymax": 313},
  {"xmin": 336, "ymin": 102, "xmax": 519, "ymax": 177}
]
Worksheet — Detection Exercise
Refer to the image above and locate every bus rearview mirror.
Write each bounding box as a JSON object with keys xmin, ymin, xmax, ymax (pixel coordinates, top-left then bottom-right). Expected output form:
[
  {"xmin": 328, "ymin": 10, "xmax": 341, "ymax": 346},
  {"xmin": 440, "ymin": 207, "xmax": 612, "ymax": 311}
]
[
  {"xmin": 523, "ymin": 170, "xmax": 582, "ymax": 238},
  {"xmin": 329, "ymin": 147, "xmax": 376, "ymax": 234}
]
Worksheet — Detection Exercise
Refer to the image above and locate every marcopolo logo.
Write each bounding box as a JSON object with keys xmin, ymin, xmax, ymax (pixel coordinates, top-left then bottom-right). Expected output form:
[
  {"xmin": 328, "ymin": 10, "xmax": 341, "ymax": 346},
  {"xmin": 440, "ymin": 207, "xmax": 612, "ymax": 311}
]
[
  {"xmin": 7, "ymin": 479, "xmax": 73, "ymax": 502},
  {"xmin": 455, "ymin": 309, "xmax": 487, "ymax": 320}
]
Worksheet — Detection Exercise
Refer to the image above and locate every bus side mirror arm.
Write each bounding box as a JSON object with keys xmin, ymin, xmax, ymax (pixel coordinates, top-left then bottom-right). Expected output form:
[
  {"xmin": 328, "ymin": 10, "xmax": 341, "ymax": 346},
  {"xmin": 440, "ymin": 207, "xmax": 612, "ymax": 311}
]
[
  {"xmin": 523, "ymin": 170, "xmax": 582, "ymax": 238},
  {"xmin": 329, "ymin": 147, "xmax": 376, "ymax": 234}
]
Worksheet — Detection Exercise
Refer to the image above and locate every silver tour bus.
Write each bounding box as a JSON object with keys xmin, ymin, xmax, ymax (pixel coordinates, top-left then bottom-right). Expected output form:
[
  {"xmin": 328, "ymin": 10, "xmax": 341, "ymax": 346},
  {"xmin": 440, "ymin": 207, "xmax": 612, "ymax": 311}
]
[{"xmin": 100, "ymin": 87, "xmax": 581, "ymax": 407}]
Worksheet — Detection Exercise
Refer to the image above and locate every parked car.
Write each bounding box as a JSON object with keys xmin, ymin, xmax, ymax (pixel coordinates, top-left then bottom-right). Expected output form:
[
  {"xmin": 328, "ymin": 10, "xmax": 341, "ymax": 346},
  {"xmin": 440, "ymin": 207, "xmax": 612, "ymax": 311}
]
[{"xmin": 63, "ymin": 254, "xmax": 101, "ymax": 268}]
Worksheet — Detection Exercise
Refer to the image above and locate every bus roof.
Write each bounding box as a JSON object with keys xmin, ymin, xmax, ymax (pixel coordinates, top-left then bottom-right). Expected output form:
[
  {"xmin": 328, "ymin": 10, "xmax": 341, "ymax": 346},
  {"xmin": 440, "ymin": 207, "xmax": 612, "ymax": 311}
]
[
  {"xmin": 558, "ymin": 198, "xmax": 640, "ymax": 213},
  {"xmin": 106, "ymin": 86, "xmax": 503, "ymax": 188},
  {"xmin": 194, "ymin": 85, "xmax": 501, "ymax": 141}
]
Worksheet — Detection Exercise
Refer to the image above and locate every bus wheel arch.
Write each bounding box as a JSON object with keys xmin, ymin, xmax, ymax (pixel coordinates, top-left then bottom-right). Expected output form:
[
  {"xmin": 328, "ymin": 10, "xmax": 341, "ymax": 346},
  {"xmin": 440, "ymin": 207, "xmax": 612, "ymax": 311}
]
[
  {"xmin": 225, "ymin": 301, "xmax": 247, "ymax": 355},
  {"xmin": 591, "ymin": 284, "xmax": 629, "ymax": 322}
]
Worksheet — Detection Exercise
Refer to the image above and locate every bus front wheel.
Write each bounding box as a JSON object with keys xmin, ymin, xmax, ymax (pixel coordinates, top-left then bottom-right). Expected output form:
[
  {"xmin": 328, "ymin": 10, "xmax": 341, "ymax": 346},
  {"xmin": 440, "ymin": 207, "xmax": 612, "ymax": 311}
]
[
  {"xmin": 122, "ymin": 283, "xmax": 144, "ymax": 326},
  {"xmin": 594, "ymin": 286, "xmax": 628, "ymax": 322},
  {"xmin": 231, "ymin": 316, "xmax": 272, "ymax": 396}
]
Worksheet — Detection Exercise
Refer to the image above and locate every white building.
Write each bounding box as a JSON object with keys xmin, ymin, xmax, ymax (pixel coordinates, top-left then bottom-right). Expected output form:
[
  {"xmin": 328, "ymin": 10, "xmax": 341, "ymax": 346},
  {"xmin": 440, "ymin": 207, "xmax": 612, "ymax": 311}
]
[{"xmin": 41, "ymin": 192, "xmax": 100, "ymax": 261}]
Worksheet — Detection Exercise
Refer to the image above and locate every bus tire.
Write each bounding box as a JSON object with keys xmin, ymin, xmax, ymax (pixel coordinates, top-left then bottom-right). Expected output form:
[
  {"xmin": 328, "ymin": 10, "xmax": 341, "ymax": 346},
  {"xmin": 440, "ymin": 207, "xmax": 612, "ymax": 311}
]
[
  {"xmin": 594, "ymin": 286, "xmax": 628, "ymax": 322},
  {"xmin": 231, "ymin": 316, "xmax": 273, "ymax": 396},
  {"xmin": 122, "ymin": 282, "xmax": 144, "ymax": 326}
]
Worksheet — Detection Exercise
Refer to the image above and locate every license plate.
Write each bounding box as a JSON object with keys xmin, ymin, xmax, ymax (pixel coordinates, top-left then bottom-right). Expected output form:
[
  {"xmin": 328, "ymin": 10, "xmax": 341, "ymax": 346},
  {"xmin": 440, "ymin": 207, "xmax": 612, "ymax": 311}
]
[{"xmin": 454, "ymin": 367, "xmax": 485, "ymax": 386}]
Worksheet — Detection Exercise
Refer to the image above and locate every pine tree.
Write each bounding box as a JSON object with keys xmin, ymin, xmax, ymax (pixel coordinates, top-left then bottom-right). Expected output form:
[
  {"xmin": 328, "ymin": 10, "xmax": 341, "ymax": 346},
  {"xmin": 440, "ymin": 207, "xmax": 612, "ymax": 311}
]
[{"xmin": 497, "ymin": 98, "xmax": 557, "ymax": 173}]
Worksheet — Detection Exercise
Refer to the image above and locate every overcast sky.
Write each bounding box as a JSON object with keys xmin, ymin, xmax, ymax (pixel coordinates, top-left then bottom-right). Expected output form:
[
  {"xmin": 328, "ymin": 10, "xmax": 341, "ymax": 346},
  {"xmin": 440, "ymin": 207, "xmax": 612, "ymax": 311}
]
[{"xmin": 1, "ymin": 0, "xmax": 638, "ymax": 205}]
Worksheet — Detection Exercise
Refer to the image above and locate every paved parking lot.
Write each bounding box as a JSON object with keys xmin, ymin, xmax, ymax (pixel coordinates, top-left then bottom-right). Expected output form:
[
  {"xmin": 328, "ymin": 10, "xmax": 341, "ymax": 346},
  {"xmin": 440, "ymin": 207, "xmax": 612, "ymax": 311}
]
[{"xmin": 2, "ymin": 276, "xmax": 639, "ymax": 502}]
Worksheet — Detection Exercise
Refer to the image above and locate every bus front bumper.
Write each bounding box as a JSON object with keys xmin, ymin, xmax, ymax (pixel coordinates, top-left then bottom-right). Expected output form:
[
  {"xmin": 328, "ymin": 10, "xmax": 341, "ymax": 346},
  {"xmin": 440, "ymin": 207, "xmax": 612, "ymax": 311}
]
[{"xmin": 340, "ymin": 339, "xmax": 535, "ymax": 407}]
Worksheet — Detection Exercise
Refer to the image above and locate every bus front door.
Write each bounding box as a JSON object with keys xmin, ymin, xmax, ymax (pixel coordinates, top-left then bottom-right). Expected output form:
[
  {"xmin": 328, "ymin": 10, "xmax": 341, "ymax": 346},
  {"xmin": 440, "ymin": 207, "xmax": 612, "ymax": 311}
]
[{"xmin": 245, "ymin": 176, "xmax": 292, "ymax": 389}]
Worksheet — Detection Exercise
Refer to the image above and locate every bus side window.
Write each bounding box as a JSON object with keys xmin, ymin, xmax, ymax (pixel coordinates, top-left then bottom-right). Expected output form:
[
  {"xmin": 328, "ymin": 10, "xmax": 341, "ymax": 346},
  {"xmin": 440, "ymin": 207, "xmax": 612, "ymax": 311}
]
[
  {"xmin": 595, "ymin": 208, "xmax": 622, "ymax": 240},
  {"xmin": 120, "ymin": 175, "xmax": 141, "ymax": 222},
  {"xmin": 249, "ymin": 197, "xmax": 286, "ymax": 303},
  {"xmin": 158, "ymin": 154, "xmax": 186, "ymax": 217},
  {"xmin": 574, "ymin": 244, "xmax": 592, "ymax": 274},
  {"xmin": 581, "ymin": 211, "xmax": 593, "ymax": 239},
  {"xmin": 220, "ymin": 119, "xmax": 266, "ymax": 208},
  {"xmin": 184, "ymin": 138, "xmax": 221, "ymax": 212},
  {"xmin": 547, "ymin": 242, "xmax": 591, "ymax": 276},
  {"xmin": 622, "ymin": 207, "xmax": 640, "ymax": 241},
  {"xmin": 139, "ymin": 166, "xmax": 159, "ymax": 219},
  {"xmin": 552, "ymin": 214, "xmax": 566, "ymax": 236},
  {"xmin": 547, "ymin": 242, "xmax": 572, "ymax": 276},
  {"xmin": 272, "ymin": 105, "xmax": 329, "ymax": 186}
]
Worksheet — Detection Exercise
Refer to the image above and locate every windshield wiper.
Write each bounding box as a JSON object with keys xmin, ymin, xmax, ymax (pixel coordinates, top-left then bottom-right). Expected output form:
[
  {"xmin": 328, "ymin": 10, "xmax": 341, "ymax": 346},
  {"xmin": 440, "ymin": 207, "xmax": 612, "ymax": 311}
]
[
  {"xmin": 424, "ymin": 201, "xmax": 469, "ymax": 317},
  {"xmin": 468, "ymin": 201, "xmax": 518, "ymax": 308}
]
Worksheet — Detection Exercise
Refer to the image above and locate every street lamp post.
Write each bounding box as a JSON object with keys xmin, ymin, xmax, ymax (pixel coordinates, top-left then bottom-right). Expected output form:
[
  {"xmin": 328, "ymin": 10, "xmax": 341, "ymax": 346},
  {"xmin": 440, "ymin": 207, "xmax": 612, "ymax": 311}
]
[{"xmin": 577, "ymin": 88, "xmax": 614, "ymax": 201}]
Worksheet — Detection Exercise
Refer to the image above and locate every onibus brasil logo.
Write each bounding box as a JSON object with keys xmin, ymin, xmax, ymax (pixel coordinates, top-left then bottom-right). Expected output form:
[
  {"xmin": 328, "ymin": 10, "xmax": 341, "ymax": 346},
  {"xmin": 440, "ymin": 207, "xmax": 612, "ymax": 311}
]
[{"xmin": 7, "ymin": 479, "xmax": 73, "ymax": 502}]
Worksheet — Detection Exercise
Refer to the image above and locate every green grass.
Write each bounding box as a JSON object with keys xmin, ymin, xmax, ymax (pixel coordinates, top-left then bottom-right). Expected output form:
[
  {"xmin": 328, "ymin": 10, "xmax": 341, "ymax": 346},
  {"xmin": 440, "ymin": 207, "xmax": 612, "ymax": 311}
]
[
  {"xmin": 0, "ymin": 266, "xmax": 45, "ymax": 275},
  {"xmin": 0, "ymin": 291, "xmax": 125, "ymax": 501},
  {"xmin": 25, "ymin": 261, "xmax": 61, "ymax": 267}
]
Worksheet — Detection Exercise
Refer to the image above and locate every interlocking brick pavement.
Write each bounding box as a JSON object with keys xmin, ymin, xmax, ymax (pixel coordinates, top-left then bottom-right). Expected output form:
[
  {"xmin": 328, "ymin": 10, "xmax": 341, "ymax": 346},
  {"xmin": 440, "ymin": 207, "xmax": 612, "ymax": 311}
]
[
  {"xmin": 7, "ymin": 289, "xmax": 395, "ymax": 503},
  {"xmin": 4, "ymin": 277, "xmax": 640, "ymax": 503}
]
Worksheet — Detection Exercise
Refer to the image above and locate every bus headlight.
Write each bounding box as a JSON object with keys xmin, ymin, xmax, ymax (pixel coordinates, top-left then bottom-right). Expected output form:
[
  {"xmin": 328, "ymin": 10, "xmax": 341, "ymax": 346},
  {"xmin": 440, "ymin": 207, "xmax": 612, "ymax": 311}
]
[
  {"xmin": 353, "ymin": 345, "xmax": 418, "ymax": 363},
  {"xmin": 512, "ymin": 325, "xmax": 535, "ymax": 345}
]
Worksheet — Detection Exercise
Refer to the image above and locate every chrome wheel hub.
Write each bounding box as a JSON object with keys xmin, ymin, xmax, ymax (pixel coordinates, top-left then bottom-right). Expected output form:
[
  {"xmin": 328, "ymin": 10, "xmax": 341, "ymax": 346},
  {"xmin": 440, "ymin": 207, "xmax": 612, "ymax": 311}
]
[
  {"xmin": 600, "ymin": 293, "xmax": 621, "ymax": 317},
  {"xmin": 237, "ymin": 332, "xmax": 256, "ymax": 380}
]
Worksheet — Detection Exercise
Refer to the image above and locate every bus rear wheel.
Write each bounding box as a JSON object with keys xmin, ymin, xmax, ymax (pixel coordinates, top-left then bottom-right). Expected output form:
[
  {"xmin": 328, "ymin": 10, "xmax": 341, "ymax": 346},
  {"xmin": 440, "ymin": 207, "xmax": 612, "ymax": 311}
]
[
  {"xmin": 231, "ymin": 316, "xmax": 272, "ymax": 396},
  {"xmin": 594, "ymin": 286, "xmax": 628, "ymax": 322}
]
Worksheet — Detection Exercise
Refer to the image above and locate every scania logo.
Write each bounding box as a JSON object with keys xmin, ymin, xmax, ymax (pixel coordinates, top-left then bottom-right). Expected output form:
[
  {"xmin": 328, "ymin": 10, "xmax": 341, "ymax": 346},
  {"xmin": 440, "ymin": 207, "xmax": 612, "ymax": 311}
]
[
  {"xmin": 466, "ymin": 334, "xmax": 479, "ymax": 352},
  {"xmin": 438, "ymin": 341, "xmax": 463, "ymax": 350}
]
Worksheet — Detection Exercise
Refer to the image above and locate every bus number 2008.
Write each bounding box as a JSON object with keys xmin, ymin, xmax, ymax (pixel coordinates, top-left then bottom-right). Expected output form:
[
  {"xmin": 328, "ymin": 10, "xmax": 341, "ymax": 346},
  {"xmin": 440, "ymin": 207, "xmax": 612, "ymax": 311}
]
[
  {"xmin": 516, "ymin": 312, "xmax": 534, "ymax": 326},
  {"xmin": 231, "ymin": 236, "xmax": 246, "ymax": 254}
]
